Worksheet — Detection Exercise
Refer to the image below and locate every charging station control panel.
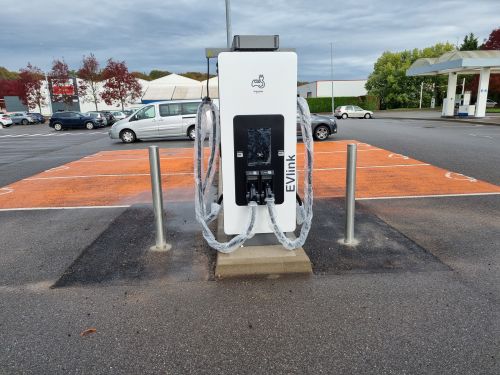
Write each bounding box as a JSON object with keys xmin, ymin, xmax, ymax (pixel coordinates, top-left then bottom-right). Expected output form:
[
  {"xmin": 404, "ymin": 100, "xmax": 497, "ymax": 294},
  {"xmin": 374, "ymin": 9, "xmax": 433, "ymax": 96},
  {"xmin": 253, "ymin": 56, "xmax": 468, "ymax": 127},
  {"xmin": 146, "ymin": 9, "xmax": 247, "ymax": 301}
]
[{"xmin": 218, "ymin": 51, "xmax": 297, "ymax": 235}]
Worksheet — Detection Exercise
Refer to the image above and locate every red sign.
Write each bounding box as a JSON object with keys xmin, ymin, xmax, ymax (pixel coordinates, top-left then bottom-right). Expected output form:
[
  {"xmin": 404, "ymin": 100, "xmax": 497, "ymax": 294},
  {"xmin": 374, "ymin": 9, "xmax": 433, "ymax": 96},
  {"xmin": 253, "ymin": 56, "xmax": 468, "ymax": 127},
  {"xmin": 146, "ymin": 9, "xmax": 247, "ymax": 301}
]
[{"xmin": 52, "ymin": 84, "xmax": 75, "ymax": 96}]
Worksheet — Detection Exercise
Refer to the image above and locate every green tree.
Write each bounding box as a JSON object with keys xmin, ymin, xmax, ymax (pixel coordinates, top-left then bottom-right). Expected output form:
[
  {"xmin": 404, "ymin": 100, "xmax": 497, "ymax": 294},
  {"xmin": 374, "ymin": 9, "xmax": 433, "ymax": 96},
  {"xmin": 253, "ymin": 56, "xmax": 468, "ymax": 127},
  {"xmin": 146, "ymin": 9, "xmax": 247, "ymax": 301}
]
[
  {"xmin": 0, "ymin": 66, "xmax": 19, "ymax": 80},
  {"xmin": 149, "ymin": 70, "xmax": 170, "ymax": 80},
  {"xmin": 366, "ymin": 42, "xmax": 455, "ymax": 109},
  {"xmin": 460, "ymin": 33, "xmax": 479, "ymax": 50},
  {"xmin": 131, "ymin": 71, "xmax": 151, "ymax": 81}
]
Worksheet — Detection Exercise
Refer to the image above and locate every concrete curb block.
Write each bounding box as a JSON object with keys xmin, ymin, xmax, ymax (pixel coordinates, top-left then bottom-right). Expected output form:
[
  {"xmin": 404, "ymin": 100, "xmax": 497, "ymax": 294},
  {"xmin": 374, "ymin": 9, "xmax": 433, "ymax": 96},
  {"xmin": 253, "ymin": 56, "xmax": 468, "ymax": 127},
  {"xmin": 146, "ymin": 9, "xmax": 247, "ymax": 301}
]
[{"xmin": 374, "ymin": 116, "xmax": 500, "ymax": 126}]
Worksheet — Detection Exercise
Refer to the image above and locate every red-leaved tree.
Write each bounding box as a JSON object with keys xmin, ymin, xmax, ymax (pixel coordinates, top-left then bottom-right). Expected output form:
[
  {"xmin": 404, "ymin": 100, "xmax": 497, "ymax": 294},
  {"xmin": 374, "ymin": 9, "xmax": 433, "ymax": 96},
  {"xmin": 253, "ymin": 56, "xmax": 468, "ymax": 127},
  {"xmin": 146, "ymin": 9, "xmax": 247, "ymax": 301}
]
[
  {"xmin": 19, "ymin": 63, "xmax": 45, "ymax": 112},
  {"xmin": 466, "ymin": 27, "xmax": 500, "ymax": 101},
  {"xmin": 101, "ymin": 59, "xmax": 142, "ymax": 110},
  {"xmin": 49, "ymin": 59, "xmax": 75, "ymax": 109},
  {"xmin": 78, "ymin": 53, "xmax": 102, "ymax": 111},
  {"xmin": 481, "ymin": 27, "xmax": 500, "ymax": 50}
]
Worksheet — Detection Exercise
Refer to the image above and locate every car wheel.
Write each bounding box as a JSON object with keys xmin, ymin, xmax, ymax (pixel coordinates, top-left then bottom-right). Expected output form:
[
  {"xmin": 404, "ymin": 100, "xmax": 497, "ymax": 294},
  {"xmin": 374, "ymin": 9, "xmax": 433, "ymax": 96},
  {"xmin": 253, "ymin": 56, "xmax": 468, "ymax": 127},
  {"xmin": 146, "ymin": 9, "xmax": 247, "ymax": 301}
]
[
  {"xmin": 120, "ymin": 129, "xmax": 136, "ymax": 143},
  {"xmin": 313, "ymin": 125, "xmax": 330, "ymax": 141},
  {"xmin": 188, "ymin": 126, "xmax": 196, "ymax": 141},
  {"xmin": 53, "ymin": 123, "xmax": 63, "ymax": 131},
  {"xmin": 341, "ymin": 113, "xmax": 348, "ymax": 119},
  {"xmin": 85, "ymin": 122, "xmax": 94, "ymax": 130},
  {"xmin": 21, "ymin": 119, "xmax": 28, "ymax": 125},
  {"xmin": 364, "ymin": 113, "xmax": 372, "ymax": 119}
]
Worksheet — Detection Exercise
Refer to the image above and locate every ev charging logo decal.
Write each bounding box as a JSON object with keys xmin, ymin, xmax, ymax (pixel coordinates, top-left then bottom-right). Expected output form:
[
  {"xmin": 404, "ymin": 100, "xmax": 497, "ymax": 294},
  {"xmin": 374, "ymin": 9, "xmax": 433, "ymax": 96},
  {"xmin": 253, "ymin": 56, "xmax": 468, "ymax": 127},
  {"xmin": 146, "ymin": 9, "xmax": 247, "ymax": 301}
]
[{"xmin": 251, "ymin": 75, "xmax": 265, "ymax": 89}]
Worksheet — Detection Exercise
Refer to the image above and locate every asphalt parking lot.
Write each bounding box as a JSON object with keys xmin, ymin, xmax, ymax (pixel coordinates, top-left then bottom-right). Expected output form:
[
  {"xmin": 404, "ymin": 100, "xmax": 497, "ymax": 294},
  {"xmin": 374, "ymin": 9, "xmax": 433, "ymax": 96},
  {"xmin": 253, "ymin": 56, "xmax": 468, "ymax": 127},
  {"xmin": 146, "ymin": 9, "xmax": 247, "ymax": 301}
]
[{"xmin": 0, "ymin": 119, "xmax": 499, "ymax": 374}]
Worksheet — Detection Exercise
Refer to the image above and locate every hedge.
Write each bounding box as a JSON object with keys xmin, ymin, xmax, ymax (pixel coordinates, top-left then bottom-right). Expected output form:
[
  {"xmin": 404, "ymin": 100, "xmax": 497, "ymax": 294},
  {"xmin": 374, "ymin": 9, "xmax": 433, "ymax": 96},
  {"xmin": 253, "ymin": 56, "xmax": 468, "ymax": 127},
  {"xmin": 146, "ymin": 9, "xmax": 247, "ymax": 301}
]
[{"xmin": 306, "ymin": 96, "xmax": 379, "ymax": 113}]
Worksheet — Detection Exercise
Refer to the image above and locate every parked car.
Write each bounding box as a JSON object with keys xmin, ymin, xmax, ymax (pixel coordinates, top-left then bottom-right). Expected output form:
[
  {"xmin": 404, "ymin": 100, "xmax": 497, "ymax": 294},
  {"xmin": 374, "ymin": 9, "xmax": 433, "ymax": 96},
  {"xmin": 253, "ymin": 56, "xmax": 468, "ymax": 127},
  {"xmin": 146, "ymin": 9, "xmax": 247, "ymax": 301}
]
[
  {"xmin": 97, "ymin": 111, "xmax": 116, "ymax": 125},
  {"xmin": 335, "ymin": 105, "xmax": 373, "ymax": 119},
  {"xmin": 0, "ymin": 114, "xmax": 13, "ymax": 127},
  {"xmin": 109, "ymin": 100, "xmax": 202, "ymax": 143},
  {"xmin": 297, "ymin": 113, "xmax": 337, "ymax": 141},
  {"xmin": 110, "ymin": 111, "xmax": 127, "ymax": 121},
  {"xmin": 8, "ymin": 112, "xmax": 36, "ymax": 125},
  {"xmin": 486, "ymin": 99, "xmax": 497, "ymax": 108},
  {"xmin": 27, "ymin": 112, "xmax": 45, "ymax": 123},
  {"xmin": 123, "ymin": 109, "xmax": 136, "ymax": 117},
  {"xmin": 85, "ymin": 111, "xmax": 108, "ymax": 126},
  {"xmin": 49, "ymin": 111, "xmax": 105, "ymax": 131}
]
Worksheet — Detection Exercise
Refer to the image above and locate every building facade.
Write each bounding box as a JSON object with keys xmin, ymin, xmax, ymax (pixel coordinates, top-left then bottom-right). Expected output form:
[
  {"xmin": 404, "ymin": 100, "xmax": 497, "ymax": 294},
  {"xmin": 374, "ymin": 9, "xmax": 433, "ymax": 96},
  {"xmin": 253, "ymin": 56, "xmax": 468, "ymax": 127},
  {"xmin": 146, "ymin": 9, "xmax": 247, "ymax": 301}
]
[{"xmin": 297, "ymin": 79, "xmax": 368, "ymax": 98}]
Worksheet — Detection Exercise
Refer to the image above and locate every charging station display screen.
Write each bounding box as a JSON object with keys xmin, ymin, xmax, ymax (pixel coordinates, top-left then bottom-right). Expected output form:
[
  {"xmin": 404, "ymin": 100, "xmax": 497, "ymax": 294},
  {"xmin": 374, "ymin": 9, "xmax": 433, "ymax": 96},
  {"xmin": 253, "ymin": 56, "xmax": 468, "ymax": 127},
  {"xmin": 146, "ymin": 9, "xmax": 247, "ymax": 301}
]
[{"xmin": 247, "ymin": 128, "xmax": 271, "ymax": 166}]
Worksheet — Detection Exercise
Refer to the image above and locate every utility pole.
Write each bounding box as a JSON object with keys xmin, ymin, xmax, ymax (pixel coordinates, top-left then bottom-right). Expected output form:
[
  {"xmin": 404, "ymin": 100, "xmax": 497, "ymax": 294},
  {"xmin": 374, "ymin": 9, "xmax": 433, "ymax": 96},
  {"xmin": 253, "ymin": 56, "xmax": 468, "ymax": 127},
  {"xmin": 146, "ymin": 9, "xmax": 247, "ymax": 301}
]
[
  {"xmin": 330, "ymin": 42, "xmax": 334, "ymax": 114},
  {"xmin": 45, "ymin": 72, "xmax": 53, "ymax": 115},
  {"xmin": 419, "ymin": 81, "xmax": 424, "ymax": 109},
  {"xmin": 225, "ymin": 0, "xmax": 232, "ymax": 48}
]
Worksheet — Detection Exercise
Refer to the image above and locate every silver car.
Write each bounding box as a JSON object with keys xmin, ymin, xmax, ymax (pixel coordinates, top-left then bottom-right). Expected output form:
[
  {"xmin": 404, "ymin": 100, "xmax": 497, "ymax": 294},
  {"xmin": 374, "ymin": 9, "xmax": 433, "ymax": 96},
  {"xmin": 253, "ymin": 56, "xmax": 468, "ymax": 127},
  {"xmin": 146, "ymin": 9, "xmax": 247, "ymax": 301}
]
[
  {"xmin": 335, "ymin": 105, "xmax": 373, "ymax": 119},
  {"xmin": 109, "ymin": 100, "xmax": 202, "ymax": 143}
]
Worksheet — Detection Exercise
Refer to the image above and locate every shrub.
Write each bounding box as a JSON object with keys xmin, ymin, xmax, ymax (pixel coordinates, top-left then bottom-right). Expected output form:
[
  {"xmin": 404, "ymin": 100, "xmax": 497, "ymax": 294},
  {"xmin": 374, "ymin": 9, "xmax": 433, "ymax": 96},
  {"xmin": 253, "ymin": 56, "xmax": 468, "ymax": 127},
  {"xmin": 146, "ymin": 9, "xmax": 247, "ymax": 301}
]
[{"xmin": 306, "ymin": 96, "xmax": 379, "ymax": 113}]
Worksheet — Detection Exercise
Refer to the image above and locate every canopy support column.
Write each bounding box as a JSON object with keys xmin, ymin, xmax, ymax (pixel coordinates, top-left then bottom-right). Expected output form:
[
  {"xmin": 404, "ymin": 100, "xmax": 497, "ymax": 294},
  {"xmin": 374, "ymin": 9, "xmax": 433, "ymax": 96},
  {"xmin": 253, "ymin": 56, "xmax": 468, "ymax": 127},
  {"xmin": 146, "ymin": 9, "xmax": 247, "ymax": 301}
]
[
  {"xmin": 475, "ymin": 68, "xmax": 490, "ymax": 118},
  {"xmin": 443, "ymin": 72, "xmax": 457, "ymax": 117}
]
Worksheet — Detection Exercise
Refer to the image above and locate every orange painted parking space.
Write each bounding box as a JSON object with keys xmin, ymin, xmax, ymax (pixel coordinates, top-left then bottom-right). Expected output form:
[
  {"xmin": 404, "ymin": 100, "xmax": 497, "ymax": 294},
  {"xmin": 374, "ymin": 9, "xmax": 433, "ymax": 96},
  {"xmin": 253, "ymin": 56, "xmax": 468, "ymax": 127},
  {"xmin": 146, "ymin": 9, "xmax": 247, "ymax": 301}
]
[{"xmin": 0, "ymin": 140, "xmax": 499, "ymax": 210}]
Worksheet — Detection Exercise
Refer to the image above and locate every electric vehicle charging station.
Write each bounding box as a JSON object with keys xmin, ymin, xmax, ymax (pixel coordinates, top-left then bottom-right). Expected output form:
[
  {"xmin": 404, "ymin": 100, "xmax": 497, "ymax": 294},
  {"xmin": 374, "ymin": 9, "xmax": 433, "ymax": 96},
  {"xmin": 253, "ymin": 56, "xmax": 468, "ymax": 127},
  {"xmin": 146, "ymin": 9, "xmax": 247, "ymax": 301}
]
[{"xmin": 194, "ymin": 35, "xmax": 314, "ymax": 271}]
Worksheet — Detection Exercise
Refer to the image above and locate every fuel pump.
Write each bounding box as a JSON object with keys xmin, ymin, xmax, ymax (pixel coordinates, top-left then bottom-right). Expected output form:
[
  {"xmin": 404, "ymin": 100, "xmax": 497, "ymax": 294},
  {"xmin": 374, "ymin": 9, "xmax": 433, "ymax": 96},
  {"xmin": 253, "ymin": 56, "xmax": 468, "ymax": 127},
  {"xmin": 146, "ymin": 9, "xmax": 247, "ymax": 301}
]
[{"xmin": 194, "ymin": 35, "xmax": 314, "ymax": 253}]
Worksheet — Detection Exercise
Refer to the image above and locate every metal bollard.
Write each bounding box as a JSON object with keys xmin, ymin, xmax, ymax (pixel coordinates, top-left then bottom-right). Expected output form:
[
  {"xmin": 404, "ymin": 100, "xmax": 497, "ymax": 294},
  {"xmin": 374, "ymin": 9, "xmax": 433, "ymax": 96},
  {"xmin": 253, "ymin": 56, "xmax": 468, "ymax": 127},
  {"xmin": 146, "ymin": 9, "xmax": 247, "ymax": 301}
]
[
  {"xmin": 149, "ymin": 146, "xmax": 170, "ymax": 251},
  {"xmin": 344, "ymin": 143, "xmax": 357, "ymax": 245}
]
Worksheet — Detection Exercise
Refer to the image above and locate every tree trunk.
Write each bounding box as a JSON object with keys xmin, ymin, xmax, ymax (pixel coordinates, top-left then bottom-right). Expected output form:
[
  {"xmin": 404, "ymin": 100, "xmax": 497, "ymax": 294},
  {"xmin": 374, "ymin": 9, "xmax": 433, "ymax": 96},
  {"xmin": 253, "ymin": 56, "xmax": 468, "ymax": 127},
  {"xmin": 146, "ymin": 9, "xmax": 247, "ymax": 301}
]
[{"xmin": 94, "ymin": 99, "xmax": 98, "ymax": 111}]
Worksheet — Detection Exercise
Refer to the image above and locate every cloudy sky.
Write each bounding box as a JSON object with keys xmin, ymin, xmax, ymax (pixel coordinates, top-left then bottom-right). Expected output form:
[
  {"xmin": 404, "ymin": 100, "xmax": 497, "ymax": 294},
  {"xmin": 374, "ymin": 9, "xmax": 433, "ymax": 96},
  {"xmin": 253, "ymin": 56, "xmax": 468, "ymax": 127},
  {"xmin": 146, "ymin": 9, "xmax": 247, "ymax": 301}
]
[{"xmin": 0, "ymin": 0, "xmax": 497, "ymax": 81}]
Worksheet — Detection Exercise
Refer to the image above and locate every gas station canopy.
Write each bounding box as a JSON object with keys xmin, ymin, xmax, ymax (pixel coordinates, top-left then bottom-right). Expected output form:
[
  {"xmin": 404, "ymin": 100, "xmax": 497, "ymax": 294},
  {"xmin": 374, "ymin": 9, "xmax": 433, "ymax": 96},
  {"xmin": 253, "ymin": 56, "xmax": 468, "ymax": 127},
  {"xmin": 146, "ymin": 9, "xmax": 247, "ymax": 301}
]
[
  {"xmin": 407, "ymin": 50, "xmax": 500, "ymax": 76},
  {"xmin": 407, "ymin": 50, "xmax": 500, "ymax": 118}
]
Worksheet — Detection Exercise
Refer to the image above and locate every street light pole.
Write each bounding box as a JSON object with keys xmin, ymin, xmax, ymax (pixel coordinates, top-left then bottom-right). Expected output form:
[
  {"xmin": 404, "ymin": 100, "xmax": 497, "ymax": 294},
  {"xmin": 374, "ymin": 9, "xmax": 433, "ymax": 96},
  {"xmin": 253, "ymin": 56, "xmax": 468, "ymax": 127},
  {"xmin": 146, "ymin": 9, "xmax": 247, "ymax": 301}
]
[
  {"xmin": 419, "ymin": 81, "xmax": 424, "ymax": 109},
  {"xmin": 45, "ymin": 72, "xmax": 53, "ymax": 115},
  {"xmin": 225, "ymin": 0, "xmax": 232, "ymax": 48},
  {"xmin": 330, "ymin": 42, "xmax": 334, "ymax": 114}
]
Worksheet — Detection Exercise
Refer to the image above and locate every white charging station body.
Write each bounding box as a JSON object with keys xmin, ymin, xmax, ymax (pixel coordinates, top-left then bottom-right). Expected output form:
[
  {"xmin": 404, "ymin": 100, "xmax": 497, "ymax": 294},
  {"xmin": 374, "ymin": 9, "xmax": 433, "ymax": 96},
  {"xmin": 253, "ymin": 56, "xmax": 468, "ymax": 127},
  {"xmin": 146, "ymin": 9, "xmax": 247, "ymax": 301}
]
[{"xmin": 218, "ymin": 51, "xmax": 297, "ymax": 235}]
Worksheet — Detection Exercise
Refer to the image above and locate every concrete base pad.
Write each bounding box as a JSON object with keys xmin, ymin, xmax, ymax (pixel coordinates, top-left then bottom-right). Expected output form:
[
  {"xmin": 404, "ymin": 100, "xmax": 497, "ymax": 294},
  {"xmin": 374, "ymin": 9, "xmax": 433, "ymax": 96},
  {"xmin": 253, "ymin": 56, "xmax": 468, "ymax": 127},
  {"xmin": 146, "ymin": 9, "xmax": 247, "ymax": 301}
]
[{"xmin": 215, "ymin": 245, "xmax": 312, "ymax": 279}]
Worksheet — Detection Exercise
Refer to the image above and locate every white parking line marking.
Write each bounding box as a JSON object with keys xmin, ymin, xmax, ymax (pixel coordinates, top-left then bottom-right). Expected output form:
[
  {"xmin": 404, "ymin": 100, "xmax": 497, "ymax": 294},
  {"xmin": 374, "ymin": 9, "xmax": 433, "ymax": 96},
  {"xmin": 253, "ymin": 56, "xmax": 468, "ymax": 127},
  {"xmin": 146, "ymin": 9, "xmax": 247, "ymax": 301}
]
[
  {"xmin": 388, "ymin": 153, "xmax": 409, "ymax": 160},
  {"xmin": 44, "ymin": 165, "xmax": 69, "ymax": 173},
  {"xmin": 445, "ymin": 172, "xmax": 477, "ymax": 182},
  {"xmin": 0, "ymin": 187, "xmax": 14, "ymax": 196},
  {"xmin": 0, "ymin": 205, "xmax": 130, "ymax": 212},
  {"xmin": 76, "ymin": 157, "xmax": 194, "ymax": 162},
  {"xmin": 469, "ymin": 133, "xmax": 494, "ymax": 139},
  {"xmin": 0, "ymin": 131, "xmax": 107, "ymax": 139},
  {"xmin": 305, "ymin": 163, "xmax": 430, "ymax": 171},
  {"xmin": 25, "ymin": 172, "xmax": 194, "ymax": 180},
  {"xmin": 357, "ymin": 192, "xmax": 500, "ymax": 200}
]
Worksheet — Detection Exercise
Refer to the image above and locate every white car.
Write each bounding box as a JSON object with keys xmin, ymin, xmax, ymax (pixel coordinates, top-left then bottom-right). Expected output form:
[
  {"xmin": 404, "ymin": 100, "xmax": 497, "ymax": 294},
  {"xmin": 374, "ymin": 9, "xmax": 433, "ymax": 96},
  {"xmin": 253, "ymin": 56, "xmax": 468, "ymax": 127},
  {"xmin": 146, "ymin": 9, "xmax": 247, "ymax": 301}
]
[
  {"xmin": 0, "ymin": 113, "xmax": 13, "ymax": 127},
  {"xmin": 486, "ymin": 99, "xmax": 497, "ymax": 108},
  {"xmin": 335, "ymin": 105, "xmax": 373, "ymax": 119},
  {"xmin": 111, "ymin": 111, "xmax": 127, "ymax": 121},
  {"xmin": 109, "ymin": 100, "xmax": 205, "ymax": 143}
]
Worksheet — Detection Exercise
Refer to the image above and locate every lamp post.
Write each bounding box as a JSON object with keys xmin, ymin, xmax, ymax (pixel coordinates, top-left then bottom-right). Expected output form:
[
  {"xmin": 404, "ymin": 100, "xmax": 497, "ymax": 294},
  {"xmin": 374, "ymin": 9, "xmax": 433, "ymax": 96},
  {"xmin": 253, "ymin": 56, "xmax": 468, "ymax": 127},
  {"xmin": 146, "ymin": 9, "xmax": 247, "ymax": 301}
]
[
  {"xmin": 330, "ymin": 42, "xmax": 334, "ymax": 114},
  {"xmin": 225, "ymin": 0, "xmax": 232, "ymax": 48},
  {"xmin": 44, "ymin": 72, "xmax": 53, "ymax": 115}
]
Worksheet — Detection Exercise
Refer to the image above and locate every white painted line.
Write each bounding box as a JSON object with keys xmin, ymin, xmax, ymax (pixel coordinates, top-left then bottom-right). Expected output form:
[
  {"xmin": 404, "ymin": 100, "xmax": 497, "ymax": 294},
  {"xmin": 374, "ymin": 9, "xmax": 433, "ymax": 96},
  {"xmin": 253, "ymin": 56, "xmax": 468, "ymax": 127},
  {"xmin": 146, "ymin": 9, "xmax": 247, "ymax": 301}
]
[
  {"xmin": 469, "ymin": 133, "xmax": 494, "ymax": 139},
  {"xmin": 297, "ymin": 163, "xmax": 430, "ymax": 172},
  {"xmin": 388, "ymin": 153, "xmax": 409, "ymax": 160},
  {"xmin": 0, "ymin": 187, "xmax": 14, "ymax": 196},
  {"xmin": 25, "ymin": 172, "xmax": 193, "ymax": 180},
  {"xmin": 44, "ymin": 165, "xmax": 70, "ymax": 173},
  {"xmin": 0, "ymin": 205, "xmax": 130, "ymax": 212},
  {"xmin": 76, "ymin": 156, "xmax": 193, "ymax": 162},
  {"xmin": 445, "ymin": 172, "xmax": 477, "ymax": 182},
  {"xmin": 0, "ymin": 131, "xmax": 107, "ymax": 139},
  {"xmin": 297, "ymin": 149, "xmax": 384, "ymax": 155},
  {"xmin": 357, "ymin": 192, "xmax": 500, "ymax": 200}
]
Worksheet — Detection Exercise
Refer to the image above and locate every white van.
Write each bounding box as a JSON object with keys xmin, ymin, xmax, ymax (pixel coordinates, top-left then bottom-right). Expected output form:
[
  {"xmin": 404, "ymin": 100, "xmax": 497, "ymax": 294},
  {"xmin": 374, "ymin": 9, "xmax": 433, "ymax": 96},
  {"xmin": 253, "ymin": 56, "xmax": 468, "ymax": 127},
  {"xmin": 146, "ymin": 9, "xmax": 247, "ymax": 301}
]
[{"xmin": 108, "ymin": 100, "xmax": 209, "ymax": 143}]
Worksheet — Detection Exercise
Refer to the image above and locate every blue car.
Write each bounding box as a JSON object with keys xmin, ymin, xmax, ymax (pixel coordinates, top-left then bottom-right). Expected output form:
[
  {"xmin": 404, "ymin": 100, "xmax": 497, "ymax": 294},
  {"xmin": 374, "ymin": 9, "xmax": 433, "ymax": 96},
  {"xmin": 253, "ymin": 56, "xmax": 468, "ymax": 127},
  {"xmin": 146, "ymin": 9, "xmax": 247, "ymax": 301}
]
[
  {"xmin": 49, "ymin": 111, "xmax": 105, "ymax": 131},
  {"xmin": 27, "ymin": 112, "xmax": 45, "ymax": 124}
]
